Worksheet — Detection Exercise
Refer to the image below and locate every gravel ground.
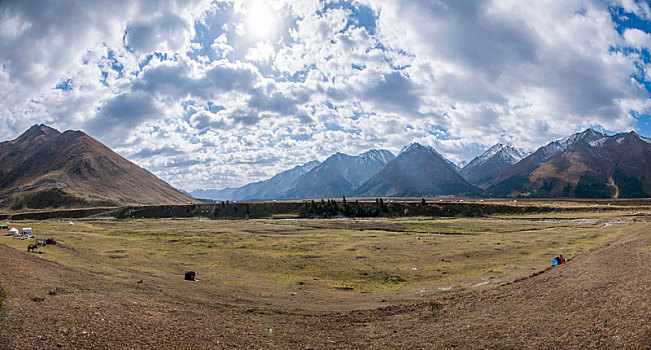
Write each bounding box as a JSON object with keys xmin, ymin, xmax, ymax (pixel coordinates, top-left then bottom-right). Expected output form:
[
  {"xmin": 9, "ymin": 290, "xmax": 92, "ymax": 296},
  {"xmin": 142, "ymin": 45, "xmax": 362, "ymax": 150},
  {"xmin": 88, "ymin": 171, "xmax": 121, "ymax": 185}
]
[{"xmin": 0, "ymin": 224, "xmax": 649, "ymax": 349}]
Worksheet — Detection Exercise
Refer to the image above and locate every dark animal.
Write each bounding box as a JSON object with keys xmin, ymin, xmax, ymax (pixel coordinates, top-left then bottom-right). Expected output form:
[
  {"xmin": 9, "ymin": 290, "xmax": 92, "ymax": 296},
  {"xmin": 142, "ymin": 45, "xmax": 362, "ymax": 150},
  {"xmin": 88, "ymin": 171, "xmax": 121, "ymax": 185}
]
[
  {"xmin": 27, "ymin": 244, "xmax": 37, "ymax": 252},
  {"xmin": 185, "ymin": 271, "xmax": 196, "ymax": 281},
  {"xmin": 45, "ymin": 238, "xmax": 57, "ymax": 245}
]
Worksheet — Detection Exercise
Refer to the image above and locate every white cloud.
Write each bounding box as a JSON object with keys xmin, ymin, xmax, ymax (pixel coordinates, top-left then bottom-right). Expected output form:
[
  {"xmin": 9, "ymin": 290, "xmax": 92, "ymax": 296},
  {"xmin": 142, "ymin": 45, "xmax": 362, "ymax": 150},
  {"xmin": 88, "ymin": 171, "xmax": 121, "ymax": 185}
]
[
  {"xmin": 211, "ymin": 34, "xmax": 233, "ymax": 58},
  {"xmin": 623, "ymin": 28, "xmax": 651, "ymax": 49},
  {"xmin": 368, "ymin": 0, "xmax": 650, "ymax": 148},
  {"xmin": 1, "ymin": 0, "xmax": 650, "ymax": 191},
  {"xmin": 245, "ymin": 41, "xmax": 275, "ymax": 63}
]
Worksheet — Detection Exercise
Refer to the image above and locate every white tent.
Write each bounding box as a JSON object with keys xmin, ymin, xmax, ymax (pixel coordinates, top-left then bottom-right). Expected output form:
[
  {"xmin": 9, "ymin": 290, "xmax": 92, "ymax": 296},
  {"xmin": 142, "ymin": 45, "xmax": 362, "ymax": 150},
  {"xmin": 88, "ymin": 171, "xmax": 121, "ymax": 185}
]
[
  {"xmin": 22, "ymin": 228, "xmax": 32, "ymax": 234},
  {"xmin": 8, "ymin": 228, "xmax": 19, "ymax": 236},
  {"xmin": 68, "ymin": 222, "xmax": 74, "ymax": 226}
]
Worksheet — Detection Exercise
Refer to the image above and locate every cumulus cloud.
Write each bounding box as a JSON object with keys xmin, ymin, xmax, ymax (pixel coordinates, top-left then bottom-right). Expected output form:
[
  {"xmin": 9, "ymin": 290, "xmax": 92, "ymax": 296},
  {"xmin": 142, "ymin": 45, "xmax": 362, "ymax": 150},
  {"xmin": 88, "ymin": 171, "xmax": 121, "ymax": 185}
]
[
  {"xmin": 126, "ymin": 13, "xmax": 192, "ymax": 54},
  {"xmin": 623, "ymin": 28, "xmax": 651, "ymax": 49},
  {"xmin": 1, "ymin": 0, "xmax": 651, "ymax": 191},
  {"xmin": 245, "ymin": 41, "xmax": 275, "ymax": 63},
  {"xmin": 368, "ymin": 0, "xmax": 650, "ymax": 148},
  {"xmin": 89, "ymin": 91, "xmax": 161, "ymax": 137}
]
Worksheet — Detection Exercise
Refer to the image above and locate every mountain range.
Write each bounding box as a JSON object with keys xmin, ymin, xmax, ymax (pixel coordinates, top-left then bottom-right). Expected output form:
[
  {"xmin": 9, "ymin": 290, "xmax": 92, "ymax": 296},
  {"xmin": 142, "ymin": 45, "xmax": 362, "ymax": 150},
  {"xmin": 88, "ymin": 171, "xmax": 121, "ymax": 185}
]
[
  {"xmin": 0, "ymin": 124, "xmax": 194, "ymax": 209},
  {"xmin": 194, "ymin": 128, "xmax": 651, "ymax": 200},
  {"xmin": 485, "ymin": 129, "xmax": 651, "ymax": 198},
  {"xmin": 280, "ymin": 150, "xmax": 395, "ymax": 199},
  {"xmin": 3, "ymin": 124, "xmax": 650, "ymax": 209},
  {"xmin": 191, "ymin": 160, "xmax": 320, "ymax": 200}
]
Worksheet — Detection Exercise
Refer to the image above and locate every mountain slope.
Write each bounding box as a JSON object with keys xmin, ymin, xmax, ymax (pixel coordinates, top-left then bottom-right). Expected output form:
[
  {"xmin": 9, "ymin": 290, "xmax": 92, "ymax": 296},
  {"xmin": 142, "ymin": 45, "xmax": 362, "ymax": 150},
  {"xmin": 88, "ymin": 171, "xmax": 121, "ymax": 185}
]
[
  {"xmin": 0, "ymin": 124, "xmax": 194, "ymax": 208},
  {"xmin": 484, "ymin": 129, "xmax": 606, "ymax": 193},
  {"xmin": 191, "ymin": 160, "xmax": 320, "ymax": 200},
  {"xmin": 461, "ymin": 144, "xmax": 529, "ymax": 187},
  {"xmin": 356, "ymin": 143, "xmax": 478, "ymax": 197},
  {"xmin": 280, "ymin": 149, "xmax": 395, "ymax": 199},
  {"xmin": 486, "ymin": 129, "xmax": 651, "ymax": 198}
]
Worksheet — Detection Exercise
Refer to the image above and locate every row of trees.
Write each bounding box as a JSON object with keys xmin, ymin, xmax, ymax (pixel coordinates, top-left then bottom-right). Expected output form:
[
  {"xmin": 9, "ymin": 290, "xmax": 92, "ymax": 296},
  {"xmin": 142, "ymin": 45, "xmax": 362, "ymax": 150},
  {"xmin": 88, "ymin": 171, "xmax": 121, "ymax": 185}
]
[{"xmin": 303, "ymin": 197, "xmax": 390, "ymax": 218}]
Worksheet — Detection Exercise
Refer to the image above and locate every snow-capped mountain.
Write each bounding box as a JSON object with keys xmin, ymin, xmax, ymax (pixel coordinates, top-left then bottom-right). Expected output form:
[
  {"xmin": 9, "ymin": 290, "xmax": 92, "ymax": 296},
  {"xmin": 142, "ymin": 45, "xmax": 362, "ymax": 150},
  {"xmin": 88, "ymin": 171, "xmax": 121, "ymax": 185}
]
[
  {"xmin": 534, "ymin": 129, "xmax": 606, "ymax": 164},
  {"xmin": 484, "ymin": 129, "xmax": 606, "ymax": 188},
  {"xmin": 486, "ymin": 129, "xmax": 651, "ymax": 198},
  {"xmin": 399, "ymin": 143, "xmax": 460, "ymax": 170},
  {"xmin": 356, "ymin": 143, "xmax": 477, "ymax": 197},
  {"xmin": 191, "ymin": 160, "xmax": 320, "ymax": 200},
  {"xmin": 465, "ymin": 144, "xmax": 528, "ymax": 169},
  {"xmin": 191, "ymin": 128, "xmax": 651, "ymax": 201},
  {"xmin": 461, "ymin": 144, "xmax": 529, "ymax": 186},
  {"xmin": 279, "ymin": 149, "xmax": 395, "ymax": 199},
  {"xmin": 360, "ymin": 149, "xmax": 395, "ymax": 165}
]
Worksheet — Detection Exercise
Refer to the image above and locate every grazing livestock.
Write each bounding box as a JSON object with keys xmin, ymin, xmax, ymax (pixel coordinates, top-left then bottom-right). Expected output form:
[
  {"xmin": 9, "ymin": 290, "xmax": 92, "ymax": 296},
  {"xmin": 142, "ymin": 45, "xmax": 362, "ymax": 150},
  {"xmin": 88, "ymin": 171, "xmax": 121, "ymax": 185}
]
[
  {"xmin": 27, "ymin": 244, "xmax": 37, "ymax": 252},
  {"xmin": 185, "ymin": 271, "xmax": 196, "ymax": 281}
]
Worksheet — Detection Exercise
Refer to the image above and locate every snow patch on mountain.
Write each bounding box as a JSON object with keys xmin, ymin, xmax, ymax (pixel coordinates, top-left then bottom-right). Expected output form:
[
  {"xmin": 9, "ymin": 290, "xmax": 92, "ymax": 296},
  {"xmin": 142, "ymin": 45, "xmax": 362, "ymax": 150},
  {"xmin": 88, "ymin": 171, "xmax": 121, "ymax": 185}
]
[
  {"xmin": 537, "ymin": 129, "xmax": 605, "ymax": 162},
  {"xmin": 637, "ymin": 133, "xmax": 651, "ymax": 144},
  {"xmin": 400, "ymin": 143, "xmax": 458, "ymax": 169},
  {"xmin": 465, "ymin": 143, "xmax": 529, "ymax": 169},
  {"xmin": 359, "ymin": 149, "xmax": 395, "ymax": 165},
  {"xmin": 589, "ymin": 137, "xmax": 608, "ymax": 147}
]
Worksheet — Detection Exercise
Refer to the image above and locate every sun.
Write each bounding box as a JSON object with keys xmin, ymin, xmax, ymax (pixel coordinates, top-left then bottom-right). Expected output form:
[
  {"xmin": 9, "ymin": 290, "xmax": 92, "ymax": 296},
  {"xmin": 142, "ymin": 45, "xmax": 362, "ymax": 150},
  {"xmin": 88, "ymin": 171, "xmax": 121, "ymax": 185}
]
[{"xmin": 245, "ymin": 0, "xmax": 278, "ymax": 40}]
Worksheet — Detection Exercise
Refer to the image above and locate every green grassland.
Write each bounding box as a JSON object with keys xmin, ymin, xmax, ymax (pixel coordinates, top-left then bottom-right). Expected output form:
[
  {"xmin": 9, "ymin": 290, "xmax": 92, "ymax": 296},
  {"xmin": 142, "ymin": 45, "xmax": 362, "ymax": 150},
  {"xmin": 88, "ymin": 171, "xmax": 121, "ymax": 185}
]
[{"xmin": 0, "ymin": 210, "xmax": 641, "ymax": 312}]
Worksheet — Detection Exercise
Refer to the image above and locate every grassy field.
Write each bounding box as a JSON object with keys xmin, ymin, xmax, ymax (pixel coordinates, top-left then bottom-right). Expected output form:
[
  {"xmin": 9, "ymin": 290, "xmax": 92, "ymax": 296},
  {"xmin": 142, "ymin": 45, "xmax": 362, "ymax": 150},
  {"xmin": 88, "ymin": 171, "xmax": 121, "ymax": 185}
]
[
  {"xmin": 0, "ymin": 206, "xmax": 649, "ymax": 348},
  {"xmin": 0, "ymin": 209, "xmax": 641, "ymax": 312}
]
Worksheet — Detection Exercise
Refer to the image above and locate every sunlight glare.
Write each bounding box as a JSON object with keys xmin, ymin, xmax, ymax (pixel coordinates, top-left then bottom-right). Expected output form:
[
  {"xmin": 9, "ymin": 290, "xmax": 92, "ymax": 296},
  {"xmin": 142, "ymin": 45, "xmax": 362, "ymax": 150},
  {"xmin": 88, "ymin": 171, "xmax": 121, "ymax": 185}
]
[{"xmin": 245, "ymin": 0, "xmax": 277, "ymax": 40}]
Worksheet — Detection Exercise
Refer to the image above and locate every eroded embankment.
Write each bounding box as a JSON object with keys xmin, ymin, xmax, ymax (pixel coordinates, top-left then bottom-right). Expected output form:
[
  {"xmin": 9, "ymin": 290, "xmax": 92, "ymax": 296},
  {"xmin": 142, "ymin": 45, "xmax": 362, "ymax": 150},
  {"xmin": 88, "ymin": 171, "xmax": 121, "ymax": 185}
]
[{"xmin": 1, "ymin": 200, "xmax": 643, "ymax": 221}]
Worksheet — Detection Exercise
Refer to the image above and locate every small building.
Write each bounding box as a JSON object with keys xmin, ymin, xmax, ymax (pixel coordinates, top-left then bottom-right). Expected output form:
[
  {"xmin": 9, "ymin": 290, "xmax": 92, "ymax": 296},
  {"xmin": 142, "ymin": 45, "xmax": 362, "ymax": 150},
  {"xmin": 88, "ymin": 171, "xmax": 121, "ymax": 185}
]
[
  {"xmin": 8, "ymin": 228, "xmax": 19, "ymax": 236},
  {"xmin": 22, "ymin": 228, "xmax": 32, "ymax": 235},
  {"xmin": 0, "ymin": 225, "xmax": 8, "ymax": 230}
]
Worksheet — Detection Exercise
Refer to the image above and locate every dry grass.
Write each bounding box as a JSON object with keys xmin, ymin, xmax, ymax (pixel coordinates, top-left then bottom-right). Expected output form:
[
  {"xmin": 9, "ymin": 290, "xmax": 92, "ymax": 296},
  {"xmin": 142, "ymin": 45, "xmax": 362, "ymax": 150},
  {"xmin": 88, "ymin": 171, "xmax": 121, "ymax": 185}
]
[
  {"xmin": 0, "ymin": 208, "xmax": 649, "ymax": 349},
  {"xmin": 0, "ymin": 213, "xmax": 635, "ymax": 312}
]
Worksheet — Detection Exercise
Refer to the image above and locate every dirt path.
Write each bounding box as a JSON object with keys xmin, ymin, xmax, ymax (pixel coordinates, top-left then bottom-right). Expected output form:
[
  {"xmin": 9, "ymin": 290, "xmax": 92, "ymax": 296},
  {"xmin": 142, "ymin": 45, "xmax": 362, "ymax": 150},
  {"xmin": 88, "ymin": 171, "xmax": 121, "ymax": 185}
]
[{"xmin": 0, "ymin": 224, "xmax": 649, "ymax": 349}]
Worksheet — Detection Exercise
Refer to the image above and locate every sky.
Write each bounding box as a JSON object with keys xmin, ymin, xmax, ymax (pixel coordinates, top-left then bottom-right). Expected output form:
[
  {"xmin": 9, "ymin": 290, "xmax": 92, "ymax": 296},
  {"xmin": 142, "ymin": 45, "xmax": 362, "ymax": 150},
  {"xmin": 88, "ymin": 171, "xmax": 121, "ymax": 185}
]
[{"xmin": 1, "ymin": 0, "xmax": 651, "ymax": 191}]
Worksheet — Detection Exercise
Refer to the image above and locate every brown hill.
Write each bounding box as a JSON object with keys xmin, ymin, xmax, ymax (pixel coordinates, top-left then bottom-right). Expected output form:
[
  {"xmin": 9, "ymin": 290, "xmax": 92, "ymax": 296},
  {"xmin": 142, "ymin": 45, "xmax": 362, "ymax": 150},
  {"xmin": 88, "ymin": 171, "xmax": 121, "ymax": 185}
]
[
  {"xmin": 486, "ymin": 130, "xmax": 651, "ymax": 198},
  {"xmin": 0, "ymin": 124, "xmax": 194, "ymax": 209}
]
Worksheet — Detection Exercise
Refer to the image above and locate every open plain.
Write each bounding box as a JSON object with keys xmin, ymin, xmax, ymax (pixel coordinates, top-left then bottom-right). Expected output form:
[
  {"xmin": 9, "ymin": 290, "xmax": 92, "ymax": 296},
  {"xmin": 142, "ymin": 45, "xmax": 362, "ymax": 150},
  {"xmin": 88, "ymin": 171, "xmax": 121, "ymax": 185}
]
[{"xmin": 0, "ymin": 202, "xmax": 649, "ymax": 349}]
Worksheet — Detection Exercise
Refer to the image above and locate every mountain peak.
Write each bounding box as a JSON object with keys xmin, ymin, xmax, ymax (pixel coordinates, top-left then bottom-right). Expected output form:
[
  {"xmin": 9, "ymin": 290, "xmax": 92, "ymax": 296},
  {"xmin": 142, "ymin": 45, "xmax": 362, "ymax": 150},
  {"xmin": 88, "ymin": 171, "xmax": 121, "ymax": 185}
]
[
  {"xmin": 560, "ymin": 128, "xmax": 605, "ymax": 147},
  {"xmin": 28, "ymin": 123, "xmax": 58, "ymax": 133},
  {"xmin": 21, "ymin": 124, "xmax": 59, "ymax": 137},
  {"xmin": 466, "ymin": 143, "xmax": 528, "ymax": 169},
  {"xmin": 489, "ymin": 143, "xmax": 505, "ymax": 149},
  {"xmin": 400, "ymin": 142, "xmax": 426, "ymax": 154},
  {"xmin": 326, "ymin": 152, "xmax": 353, "ymax": 163},
  {"xmin": 1, "ymin": 124, "xmax": 193, "ymax": 208},
  {"xmin": 356, "ymin": 142, "xmax": 475, "ymax": 197},
  {"xmin": 16, "ymin": 124, "xmax": 60, "ymax": 142},
  {"xmin": 358, "ymin": 149, "xmax": 395, "ymax": 164},
  {"xmin": 460, "ymin": 143, "xmax": 529, "ymax": 185},
  {"xmin": 400, "ymin": 142, "xmax": 438, "ymax": 158},
  {"xmin": 612, "ymin": 130, "xmax": 651, "ymax": 145},
  {"xmin": 281, "ymin": 148, "xmax": 395, "ymax": 199},
  {"xmin": 400, "ymin": 142, "xmax": 460, "ymax": 170}
]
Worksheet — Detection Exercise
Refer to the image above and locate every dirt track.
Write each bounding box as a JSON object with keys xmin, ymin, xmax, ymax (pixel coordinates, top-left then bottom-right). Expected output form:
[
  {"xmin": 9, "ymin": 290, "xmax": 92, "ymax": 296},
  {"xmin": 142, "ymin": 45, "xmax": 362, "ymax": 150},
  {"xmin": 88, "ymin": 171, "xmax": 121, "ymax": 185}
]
[{"xmin": 0, "ymin": 224, "xmax": 649, "ymax": 349}]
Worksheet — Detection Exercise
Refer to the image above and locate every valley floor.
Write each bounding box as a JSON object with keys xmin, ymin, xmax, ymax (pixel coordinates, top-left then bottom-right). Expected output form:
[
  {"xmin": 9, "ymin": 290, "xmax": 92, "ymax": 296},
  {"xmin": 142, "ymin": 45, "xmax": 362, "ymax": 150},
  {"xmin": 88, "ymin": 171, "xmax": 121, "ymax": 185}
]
[{"xmin": 0, "ymin": 212, "xmax": 649, "ymax": 349}]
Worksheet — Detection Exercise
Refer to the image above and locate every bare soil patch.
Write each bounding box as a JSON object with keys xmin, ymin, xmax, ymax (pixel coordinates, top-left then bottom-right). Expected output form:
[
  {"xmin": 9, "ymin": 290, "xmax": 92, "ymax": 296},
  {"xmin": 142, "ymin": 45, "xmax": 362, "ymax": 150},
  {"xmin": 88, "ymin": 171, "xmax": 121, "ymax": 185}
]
[{"xmin": 0, "ymin": 217, "xmax": 649, "ymax": 349}]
